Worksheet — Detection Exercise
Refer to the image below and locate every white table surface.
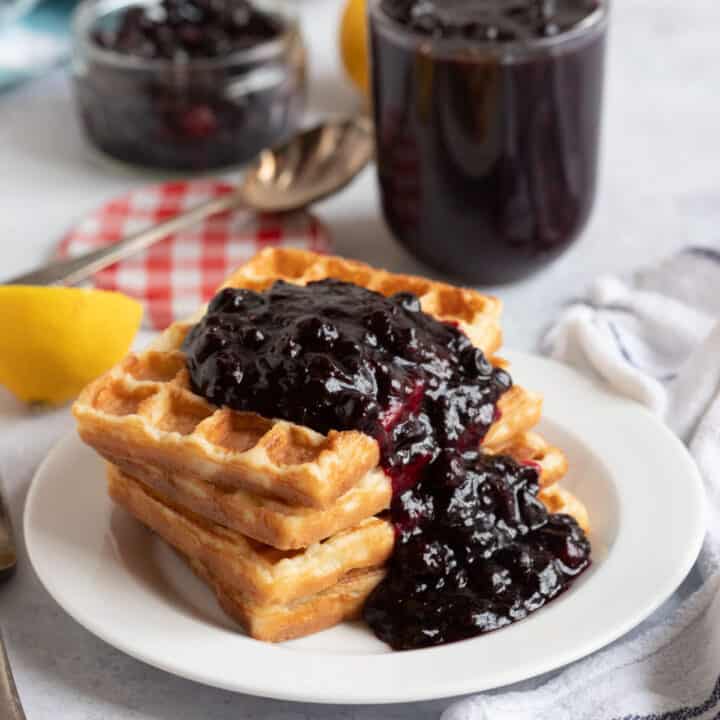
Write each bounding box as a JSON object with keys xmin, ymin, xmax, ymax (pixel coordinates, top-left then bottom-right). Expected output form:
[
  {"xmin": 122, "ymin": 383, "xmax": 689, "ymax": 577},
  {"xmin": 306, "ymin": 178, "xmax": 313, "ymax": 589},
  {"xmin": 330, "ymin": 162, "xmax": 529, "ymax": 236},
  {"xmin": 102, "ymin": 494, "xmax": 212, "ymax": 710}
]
[{"xmin": 1, "ymin": 0, "xmax": 718, "ymax": 717}]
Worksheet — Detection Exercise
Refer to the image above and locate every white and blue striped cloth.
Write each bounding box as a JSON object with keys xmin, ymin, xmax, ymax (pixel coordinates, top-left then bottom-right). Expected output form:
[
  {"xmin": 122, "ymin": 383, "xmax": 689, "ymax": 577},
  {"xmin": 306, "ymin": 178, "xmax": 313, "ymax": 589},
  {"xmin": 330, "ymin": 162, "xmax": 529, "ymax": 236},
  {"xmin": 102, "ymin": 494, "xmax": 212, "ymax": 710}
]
[{"xmin": 445, "ymin": 247, "xmax": 720, "ymax": 720}]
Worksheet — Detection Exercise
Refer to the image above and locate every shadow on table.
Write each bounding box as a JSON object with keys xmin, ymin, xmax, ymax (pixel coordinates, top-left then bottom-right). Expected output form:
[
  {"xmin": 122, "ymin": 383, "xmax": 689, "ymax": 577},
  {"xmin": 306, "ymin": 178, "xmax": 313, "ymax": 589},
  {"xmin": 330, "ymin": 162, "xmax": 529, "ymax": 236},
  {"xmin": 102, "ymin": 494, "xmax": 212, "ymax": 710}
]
[{"xmin": 328, "ymin": 212, "xmax": 420, "ymax": 273}]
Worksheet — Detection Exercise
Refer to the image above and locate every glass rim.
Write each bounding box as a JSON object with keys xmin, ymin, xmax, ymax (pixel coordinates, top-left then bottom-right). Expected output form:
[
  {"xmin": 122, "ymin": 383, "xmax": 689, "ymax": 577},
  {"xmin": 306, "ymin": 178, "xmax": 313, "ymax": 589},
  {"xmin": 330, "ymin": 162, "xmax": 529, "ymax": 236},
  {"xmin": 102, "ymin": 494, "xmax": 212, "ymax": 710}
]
[
  {"xmin": 368, "ymin": 0, "xmax": 609, "ymax": 62},
  {"xmin": 72, "ymin": 0, "xmax": 300, "ymax": 71}
]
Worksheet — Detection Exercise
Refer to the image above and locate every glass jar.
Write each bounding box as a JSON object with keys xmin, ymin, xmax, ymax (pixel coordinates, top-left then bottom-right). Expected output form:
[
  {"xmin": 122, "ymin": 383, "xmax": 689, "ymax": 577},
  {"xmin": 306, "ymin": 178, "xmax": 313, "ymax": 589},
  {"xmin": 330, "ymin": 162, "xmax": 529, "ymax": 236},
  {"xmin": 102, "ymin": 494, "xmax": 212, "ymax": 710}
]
[
  {"xmin": 72, "ymin": 0, "xmax": 306, "ymax": 171},
  {"xmin": 370, "ymin": 0, "xmax": 608, "ymax": 284}
]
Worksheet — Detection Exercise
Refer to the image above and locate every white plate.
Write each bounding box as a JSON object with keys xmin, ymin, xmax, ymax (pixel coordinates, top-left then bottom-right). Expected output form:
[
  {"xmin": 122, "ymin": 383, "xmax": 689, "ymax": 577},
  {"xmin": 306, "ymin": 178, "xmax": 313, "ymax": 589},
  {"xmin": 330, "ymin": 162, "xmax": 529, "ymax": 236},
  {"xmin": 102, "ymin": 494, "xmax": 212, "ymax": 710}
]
[{"xmin": 25, "ymin": 351, "xmax": 706, "ymax": 704}]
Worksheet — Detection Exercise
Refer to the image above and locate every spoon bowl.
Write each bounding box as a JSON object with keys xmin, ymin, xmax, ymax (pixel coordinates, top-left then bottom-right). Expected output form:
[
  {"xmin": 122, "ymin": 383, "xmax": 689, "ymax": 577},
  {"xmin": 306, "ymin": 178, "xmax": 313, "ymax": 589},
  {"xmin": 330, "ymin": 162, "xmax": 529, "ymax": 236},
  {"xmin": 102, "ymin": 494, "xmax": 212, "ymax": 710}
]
[{"xmin": 241, "ymin": 116, "xmax": 374, "ymax": 212}]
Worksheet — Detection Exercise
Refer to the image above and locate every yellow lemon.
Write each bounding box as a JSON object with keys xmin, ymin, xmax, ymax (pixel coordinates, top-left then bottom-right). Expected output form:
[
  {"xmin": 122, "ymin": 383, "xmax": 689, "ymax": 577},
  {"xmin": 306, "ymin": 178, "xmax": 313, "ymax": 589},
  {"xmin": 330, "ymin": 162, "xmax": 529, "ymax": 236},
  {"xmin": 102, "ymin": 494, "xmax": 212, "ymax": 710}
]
[
  {"xmin": 340, "ymin": 0, "xmax": 369, "ymax": 95},
  {"xmin": 0, "ymin": 286, "xmax": 143, "ymax": 406}
]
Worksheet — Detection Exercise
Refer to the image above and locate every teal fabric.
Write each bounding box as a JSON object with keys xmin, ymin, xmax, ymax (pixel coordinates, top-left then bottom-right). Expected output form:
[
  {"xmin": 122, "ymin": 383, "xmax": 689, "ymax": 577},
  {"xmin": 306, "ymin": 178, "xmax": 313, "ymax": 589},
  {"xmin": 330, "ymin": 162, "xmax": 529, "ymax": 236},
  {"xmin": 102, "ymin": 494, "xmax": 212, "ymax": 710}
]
[{"xmin": 0, "ymin": 0, "xmax": 77, "ymax": 90}]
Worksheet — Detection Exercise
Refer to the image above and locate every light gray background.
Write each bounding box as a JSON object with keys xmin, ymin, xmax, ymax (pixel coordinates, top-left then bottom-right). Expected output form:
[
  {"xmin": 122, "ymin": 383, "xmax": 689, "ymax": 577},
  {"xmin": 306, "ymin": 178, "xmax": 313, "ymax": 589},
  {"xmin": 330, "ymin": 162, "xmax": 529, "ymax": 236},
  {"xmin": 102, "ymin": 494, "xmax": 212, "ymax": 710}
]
[{"xmin": 1, "ymin": 0, "xmax": 718, "ymax": 717}]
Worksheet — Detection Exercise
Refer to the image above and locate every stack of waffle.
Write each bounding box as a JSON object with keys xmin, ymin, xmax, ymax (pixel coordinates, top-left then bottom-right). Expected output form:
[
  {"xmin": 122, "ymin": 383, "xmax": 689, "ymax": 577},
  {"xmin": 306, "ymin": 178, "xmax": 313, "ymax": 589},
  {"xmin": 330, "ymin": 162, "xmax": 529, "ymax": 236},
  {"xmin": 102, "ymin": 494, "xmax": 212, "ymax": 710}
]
[{"xmin": 73, "ymin": 249, "xmax": 588, "ymax": 642}]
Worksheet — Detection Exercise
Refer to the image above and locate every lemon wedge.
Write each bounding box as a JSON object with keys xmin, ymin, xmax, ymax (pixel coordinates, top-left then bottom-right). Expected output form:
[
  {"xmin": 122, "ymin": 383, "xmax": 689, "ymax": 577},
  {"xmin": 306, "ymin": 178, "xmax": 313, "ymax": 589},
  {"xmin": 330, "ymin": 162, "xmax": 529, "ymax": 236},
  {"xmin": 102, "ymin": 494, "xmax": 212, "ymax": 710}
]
[
  {"xmin": 340, "ymin": 0, "xmax": 369, "ymax": 96},
  {"xmin": 0, "ymin": 286, "xmax": 143, "ymax": 406}
]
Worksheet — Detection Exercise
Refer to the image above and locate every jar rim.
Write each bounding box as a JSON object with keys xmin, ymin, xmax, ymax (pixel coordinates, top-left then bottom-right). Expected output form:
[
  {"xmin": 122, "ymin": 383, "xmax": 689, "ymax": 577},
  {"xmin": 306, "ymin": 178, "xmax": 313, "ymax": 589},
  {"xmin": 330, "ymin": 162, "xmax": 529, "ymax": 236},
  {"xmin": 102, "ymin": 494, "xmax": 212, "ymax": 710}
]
[
  {"xmin": 368, "ymin": 0, "xmax": 609, "ymax": 63},
  {"xmin": 72, "ymin": 0, "xmax": 300, "ymax": 70}
]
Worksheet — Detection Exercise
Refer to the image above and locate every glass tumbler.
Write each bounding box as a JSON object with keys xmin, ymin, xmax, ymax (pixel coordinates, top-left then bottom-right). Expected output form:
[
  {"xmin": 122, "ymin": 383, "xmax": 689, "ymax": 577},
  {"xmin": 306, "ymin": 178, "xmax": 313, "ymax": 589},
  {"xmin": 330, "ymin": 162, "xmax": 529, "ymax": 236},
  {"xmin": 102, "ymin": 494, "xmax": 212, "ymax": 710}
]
[
  {"xmin": 72, "ymin": 0, "xmax": 306, "ymax": 171},
  {"xmin": 370, "ymin": 0, "xmax": 608, "ymax": 284}
]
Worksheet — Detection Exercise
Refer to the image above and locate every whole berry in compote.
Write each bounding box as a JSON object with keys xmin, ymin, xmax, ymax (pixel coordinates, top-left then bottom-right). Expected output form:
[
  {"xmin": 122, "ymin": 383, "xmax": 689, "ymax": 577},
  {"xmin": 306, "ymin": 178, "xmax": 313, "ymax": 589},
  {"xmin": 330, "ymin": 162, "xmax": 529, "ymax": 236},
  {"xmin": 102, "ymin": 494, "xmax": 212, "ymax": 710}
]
[
  {"xmin": 76, "ymin": 0, "xmax": 305, "ymax": 169},
  {"xmin": 92, "ymin": 0, "xmax": 282, "ymax": 59}
]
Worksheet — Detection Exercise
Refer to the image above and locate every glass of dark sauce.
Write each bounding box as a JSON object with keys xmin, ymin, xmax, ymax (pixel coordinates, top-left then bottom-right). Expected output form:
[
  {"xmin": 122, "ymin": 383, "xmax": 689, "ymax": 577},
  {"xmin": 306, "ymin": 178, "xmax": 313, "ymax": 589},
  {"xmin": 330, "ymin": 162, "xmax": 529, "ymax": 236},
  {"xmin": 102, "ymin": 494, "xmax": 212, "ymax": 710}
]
[{"xmin": 370, "ymin": 0, "xmax": 608, "ymax": 284}]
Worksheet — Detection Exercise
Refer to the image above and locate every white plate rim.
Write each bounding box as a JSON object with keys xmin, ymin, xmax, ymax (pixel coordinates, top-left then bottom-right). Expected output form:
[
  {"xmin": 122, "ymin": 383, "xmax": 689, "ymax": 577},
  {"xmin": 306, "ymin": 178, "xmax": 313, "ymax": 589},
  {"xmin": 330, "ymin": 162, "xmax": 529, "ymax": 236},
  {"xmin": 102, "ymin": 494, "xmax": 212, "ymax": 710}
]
[{"xmin": 24, "ymin": 350, "xmax": 707, "ymax": 704}]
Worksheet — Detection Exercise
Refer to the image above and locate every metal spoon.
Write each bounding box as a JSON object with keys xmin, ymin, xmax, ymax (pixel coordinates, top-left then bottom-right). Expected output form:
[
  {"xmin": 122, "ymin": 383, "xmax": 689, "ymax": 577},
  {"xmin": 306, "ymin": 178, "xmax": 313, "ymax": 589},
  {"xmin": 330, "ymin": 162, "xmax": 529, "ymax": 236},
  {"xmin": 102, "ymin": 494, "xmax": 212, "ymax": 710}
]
[
  {"xmin": 0, "ymin": 630, "xmax": 24, "ymax": 720},
  {"xmin": 4, "ymin": 116, "xmax": 373, "ymax": 287},
  {"xmin": 0, "ymin": 484, "xmax": 15, "ymax": 582},
  {"xmin": 0, "ymin": 481, "xmax": 26, "ymax": 720}
]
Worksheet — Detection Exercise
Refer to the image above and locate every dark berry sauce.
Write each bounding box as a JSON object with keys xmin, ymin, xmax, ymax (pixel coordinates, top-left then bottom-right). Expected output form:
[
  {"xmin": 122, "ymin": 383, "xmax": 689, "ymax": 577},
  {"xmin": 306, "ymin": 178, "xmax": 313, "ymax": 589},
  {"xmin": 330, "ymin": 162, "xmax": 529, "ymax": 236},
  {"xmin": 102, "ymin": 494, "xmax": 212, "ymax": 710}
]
[
  {"xmin": 380, "ymin": 0, "xmax": 600, "ymax": 41},
  {"xmin": 183, "ymin": 279, "xmax": 591, "ymax": 649},
  {"xmin": 365, "ymin": 450, "xmax": 590, "ymax": 649},
  {"xmin": 183, "ymin": 279, "xmax": 511, "ymax": 485},
  {"xmin": 92, "ymin": 0, "xmax": 282, "ymax": 59}
]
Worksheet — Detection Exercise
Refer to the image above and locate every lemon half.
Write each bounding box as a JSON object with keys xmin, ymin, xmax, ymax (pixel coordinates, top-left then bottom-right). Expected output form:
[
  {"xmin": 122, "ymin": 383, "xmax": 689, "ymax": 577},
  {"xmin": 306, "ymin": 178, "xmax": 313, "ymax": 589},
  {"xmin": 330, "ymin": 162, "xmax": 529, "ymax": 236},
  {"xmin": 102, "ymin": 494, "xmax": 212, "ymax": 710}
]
[
  {"xmin": 340, "ymin": 0, "xmax": 369, "ymax": 96},
  {"xmin": 0, "ymin": 286, "xmax": 143, "ymax": 405}
]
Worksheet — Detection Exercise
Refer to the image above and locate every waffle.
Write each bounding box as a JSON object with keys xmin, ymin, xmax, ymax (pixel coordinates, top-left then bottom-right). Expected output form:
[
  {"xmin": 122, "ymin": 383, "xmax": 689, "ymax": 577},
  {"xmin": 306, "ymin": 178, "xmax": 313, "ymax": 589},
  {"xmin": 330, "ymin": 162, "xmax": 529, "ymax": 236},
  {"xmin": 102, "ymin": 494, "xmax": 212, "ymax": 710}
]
[
  {"xmin": 539, "ymin": 485, "xmax": 590, "ymax": 533},
  {"xmin": 112, "ymin": 418, "xmax": 562, "ymax": 552},
  {"xmin": 187, "ymin": 556, "xmax": 387, "ymax": 643},
  {"xmin": 74, "ymin": 249, "xmax": 514, "ymax": 509},
  {"xmin": 112, "ymin": 456, "xmax": 392, "ymax": 550},
  {"xmin": 107, "ymin": 430, "xmax": 572, "ymax": 604},
  {"xmin": 185, "ymin": 480, "xmax": 591, "ymax": 643},
  {"xmin": 77, "ymin": 374, "xmax": 379, "ymax": 508},
  {"xmin": 112, "ymin": 476, "xmax": 589, "ymax": 644},
  {"xmin": 79, "ymin": 351, "xmax": 541, "ymax": 529},
  {"xmin": 490, "ymin": 430, "xmax": 568, "ymax": 488},
  {"xmin": 108, "ymin": 465, "xmax": 394, "ymax": 606},
  {"xmin": 74, "ymin": 248, "xmax": 591, "ymax": 643},
  {"xmin": 217, "ymin": 248, "xmax": 503, "ymax": 353}
]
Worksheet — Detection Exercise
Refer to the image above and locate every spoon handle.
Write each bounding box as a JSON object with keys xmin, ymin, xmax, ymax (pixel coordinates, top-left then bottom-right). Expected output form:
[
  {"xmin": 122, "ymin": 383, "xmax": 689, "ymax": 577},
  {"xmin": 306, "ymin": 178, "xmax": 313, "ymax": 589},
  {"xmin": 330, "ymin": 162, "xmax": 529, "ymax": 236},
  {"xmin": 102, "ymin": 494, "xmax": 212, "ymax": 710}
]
[
  {"xmin": 0, "ymin": 629, "xmax": 25, "ymax": 720},
  {"xmin": 0, "ymin": 484, "xmax": 15, "ymax": 581},
  {"xmin": 3, "ymin": 191, "xmax": 244, "ymax": 287}
]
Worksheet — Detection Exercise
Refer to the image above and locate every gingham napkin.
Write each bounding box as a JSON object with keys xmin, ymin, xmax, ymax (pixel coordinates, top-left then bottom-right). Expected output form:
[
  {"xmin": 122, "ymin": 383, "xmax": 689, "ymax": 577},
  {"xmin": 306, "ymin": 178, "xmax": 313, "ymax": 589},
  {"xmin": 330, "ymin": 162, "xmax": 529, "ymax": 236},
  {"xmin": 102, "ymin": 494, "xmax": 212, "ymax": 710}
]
[
  {"xmin": 444, "ymin": 246, "xmax": 720, "ymax": 720},
  {"xmin": 58, "ymin": 180, "xmax": 331, "ymax": 329}
]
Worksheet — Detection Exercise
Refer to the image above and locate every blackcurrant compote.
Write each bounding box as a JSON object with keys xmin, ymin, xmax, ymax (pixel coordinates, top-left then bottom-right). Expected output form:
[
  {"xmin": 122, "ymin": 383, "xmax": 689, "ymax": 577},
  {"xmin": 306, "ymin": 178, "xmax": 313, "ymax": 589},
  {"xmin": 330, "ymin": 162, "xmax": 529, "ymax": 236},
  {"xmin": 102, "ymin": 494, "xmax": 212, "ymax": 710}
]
[
  {"xmin": 183, "ymin": 279, "xmax": 591, "ymax": 649},
  {"xmin": 370, "ymin": 0, "xmax": 608, "ymax": 284},
  {"xmin": 72, "ymin": 0, "xmax": 306, "ymax": 170}
]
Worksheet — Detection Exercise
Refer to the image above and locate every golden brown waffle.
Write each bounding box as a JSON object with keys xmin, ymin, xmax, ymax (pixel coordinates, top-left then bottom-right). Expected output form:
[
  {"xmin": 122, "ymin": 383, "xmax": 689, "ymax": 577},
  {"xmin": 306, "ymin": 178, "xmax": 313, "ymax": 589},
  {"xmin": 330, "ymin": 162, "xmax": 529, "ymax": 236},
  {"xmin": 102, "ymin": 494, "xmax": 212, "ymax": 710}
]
[
  {"xmin": 74, "ymin": 249, "xmax": 591, "ymax": 644},
  {"xmin": 189, "ymin": 482, "xmax": 591, "ymax": 643},
  {"xmin": 112, "ymin": 418, "xmax": 561, "ymax": 552},
  {"xmin": 78, "ymin": 370, "xmax": 379, "ymax": 508},
  {"xmin": 112, "ymin": 455, "xmax": 392, "ymax": 550},
  {"xmin": 218, "ymin": 248, "xmax": 503, "ymax": 353},
  {"xmin": 182, "ymin": 482, "xmax": 591, "ymax": 644},
  {"xmin": 77, "ymin": 351, "xmax": 541, "ymax": 517},
  {"xmin": 490, "ymin": 430, "xmax": 568, "ymax": 489},
  {"xmin": 74, "ymin": 249, "xmax": 515, "ymax": 509},
  {"xmin": 108, "ymin": 465, "xmax": 394, "ymax": 606},
  {"xmin": 148, "ymin": 492, "xmax": 590, "ymax": 645},
  {"xmin": 106, "ymin": 430, "xmax": 573, "ymax": 604},
  {"xmin": 484, "ymin": 385, "xmax": 542, "ymax": 450},
  {"xmin": 539, "ymin": 485, "xmax": 590, "ymax": 533},
  {"xmin": 187, "ymin": 555, "xmax": 387, "ymax": 643}
]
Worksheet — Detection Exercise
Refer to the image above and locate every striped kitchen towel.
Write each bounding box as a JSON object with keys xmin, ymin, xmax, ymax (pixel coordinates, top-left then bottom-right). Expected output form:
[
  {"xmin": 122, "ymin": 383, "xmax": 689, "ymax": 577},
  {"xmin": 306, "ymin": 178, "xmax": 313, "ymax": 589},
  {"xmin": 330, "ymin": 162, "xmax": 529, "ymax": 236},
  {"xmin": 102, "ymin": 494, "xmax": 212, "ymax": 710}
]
[{"xmin": 444, "ymin": 247, "xmax": 720, "ymax": 720}]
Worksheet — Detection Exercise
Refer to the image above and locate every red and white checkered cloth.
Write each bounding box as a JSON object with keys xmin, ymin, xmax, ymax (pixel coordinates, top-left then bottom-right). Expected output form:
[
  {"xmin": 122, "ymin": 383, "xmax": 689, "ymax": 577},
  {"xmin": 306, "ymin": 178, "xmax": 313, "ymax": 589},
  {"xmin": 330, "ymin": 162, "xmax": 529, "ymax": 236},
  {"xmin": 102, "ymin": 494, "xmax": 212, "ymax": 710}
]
[{"xmin": 58, "ymin": 180, "xmax": 332, "ymax": 330}]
